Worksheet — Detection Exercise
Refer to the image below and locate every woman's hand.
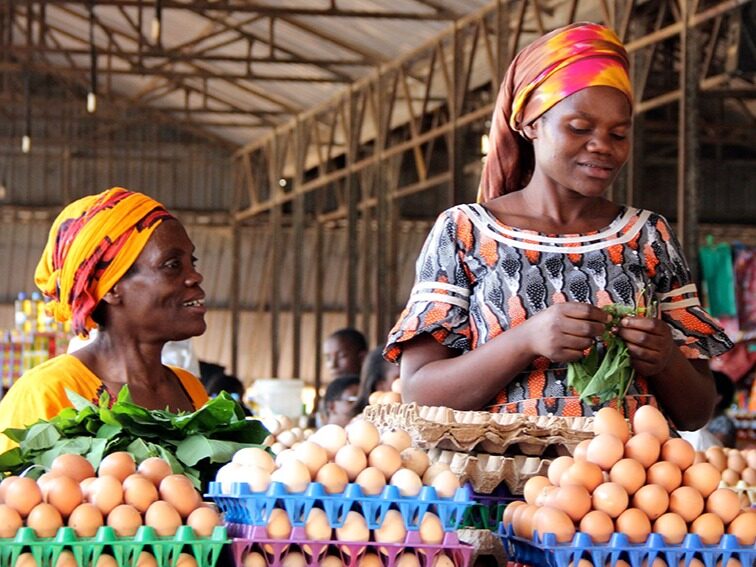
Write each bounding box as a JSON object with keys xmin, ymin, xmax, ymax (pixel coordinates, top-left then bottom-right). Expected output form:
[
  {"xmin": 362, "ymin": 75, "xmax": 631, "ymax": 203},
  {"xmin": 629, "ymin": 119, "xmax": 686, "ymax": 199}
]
[
  {"xmin": 523, "ymin": 303, "xmax": 610, "ymax": 362},
  {"xmin": 617, "ymin": 316, "xmax": 674, "ymax": 376}
]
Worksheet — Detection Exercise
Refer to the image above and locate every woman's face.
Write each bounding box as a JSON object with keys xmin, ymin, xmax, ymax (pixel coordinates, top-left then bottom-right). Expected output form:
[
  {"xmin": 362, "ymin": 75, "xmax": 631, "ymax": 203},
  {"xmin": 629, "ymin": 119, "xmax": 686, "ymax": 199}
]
[
  {"xmin": 524, "ymin": 86, "xmax": 632, "ymax": 196},
  {"xmin": 113, "ymin": 219, "xmax": 207, "ymax": 340}
]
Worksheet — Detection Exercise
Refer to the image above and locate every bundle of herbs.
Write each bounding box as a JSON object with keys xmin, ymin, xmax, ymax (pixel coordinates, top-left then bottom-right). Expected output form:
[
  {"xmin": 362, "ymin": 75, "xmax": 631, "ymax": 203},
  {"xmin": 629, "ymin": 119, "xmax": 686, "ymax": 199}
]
[
  {"xmin": 567, "ymin": 302, "xmax": 656, "ymax": 406},
  {"xmin": 0, "ymin": 387, "xmax": 269, "ymax": 488}
]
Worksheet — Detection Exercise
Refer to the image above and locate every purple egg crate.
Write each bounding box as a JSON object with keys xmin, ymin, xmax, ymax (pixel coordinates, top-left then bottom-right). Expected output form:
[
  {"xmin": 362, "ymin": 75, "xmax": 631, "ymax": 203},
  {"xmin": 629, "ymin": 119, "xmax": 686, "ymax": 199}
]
[
  {"xmin": 462, "ymin": 483, "xmax": 524, "ymax": 530},
  {"xmin": 227, "ymin": 523, "xmax": 473, "ymax": 567},
  {"xmin": 498, "ymin": 523, "xmax": 755, "ymax": 567},
  {"xmin": 208, "ymin": 481, "xmax": 473, "ymax": 531}
]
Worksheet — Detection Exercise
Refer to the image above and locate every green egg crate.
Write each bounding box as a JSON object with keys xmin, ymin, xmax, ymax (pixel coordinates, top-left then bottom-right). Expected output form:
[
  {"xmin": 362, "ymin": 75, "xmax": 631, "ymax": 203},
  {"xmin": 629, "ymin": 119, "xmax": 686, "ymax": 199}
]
[{"xmin": 0, "ymin": 525, "xmax": 228, "ymax": 567}]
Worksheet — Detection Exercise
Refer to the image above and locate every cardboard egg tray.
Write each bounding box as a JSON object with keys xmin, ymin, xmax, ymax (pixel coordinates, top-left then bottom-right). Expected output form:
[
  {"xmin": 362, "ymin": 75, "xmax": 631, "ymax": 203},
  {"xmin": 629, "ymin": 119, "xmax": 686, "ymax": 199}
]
[
  {"xmin": 0, "ymin": 525, "xmax": 228, "ymax": 567},
  {"xmin": 227, "ymin": 523, "xmax": 473, "ymax": 567},
  {"xmin": 428, "ymin": 448, "xmax": 551, "ymax": 495},
  {"xmin": 498, "ymin": 524, "xmax": 755, "ymax": 567},
  {"xmin": 363, "ymin": 403, "xmax": 593, "ymax": 455},
  {"xmin": 207, "ymin": 481, "xmax": 472, "ymax": 531}
]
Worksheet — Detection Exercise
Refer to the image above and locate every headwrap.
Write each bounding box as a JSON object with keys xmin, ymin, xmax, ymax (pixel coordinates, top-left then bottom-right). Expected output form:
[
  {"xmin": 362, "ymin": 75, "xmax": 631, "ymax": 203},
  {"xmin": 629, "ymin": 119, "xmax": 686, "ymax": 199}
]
[
  {"xmin": 477, "ymin": 22, "xmax": 633, "ymax": 202},
  {"xmin": 35, "ymin": 187, "xmax": 174, "ymax": 337}
]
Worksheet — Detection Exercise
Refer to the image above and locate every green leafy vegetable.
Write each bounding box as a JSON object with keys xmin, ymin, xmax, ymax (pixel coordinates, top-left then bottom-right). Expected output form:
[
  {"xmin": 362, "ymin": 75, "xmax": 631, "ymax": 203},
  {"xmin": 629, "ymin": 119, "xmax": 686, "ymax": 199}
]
[
  {"xmin": 567, "ymin": 302, "xmax": 655, "ymax": 406},
  {"xmin": 0, "ymin": 388, "xmax": 269, "ymax": 489}
]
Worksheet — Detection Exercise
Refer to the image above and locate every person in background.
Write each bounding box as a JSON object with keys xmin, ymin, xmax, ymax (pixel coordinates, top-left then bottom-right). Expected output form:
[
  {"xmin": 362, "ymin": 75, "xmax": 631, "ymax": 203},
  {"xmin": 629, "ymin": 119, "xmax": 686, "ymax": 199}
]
[
  {"xmin": 321, "ymin": 374, "xmax": 360, "ymax": 427},
  {"xmin": 198, "ymin": 360, "xmax": 226, "ymax": 390},
  {"xmin": 352, "ymin": 344, "xmax": 400, "ymax": 417},
  {"xmin": 0, "ymin": 187, "xmax": 209, "ymax": 453},
  {"xmin": 205, "ymin": 372, "xmax": 253, "ymax": 416},
  {"xmin": 385, "ymin": 23, "xmax": 731, "ymax": 429},
  {"xmin": 323, "ymin": 327, "xmax": 368, "ymax": 383}
]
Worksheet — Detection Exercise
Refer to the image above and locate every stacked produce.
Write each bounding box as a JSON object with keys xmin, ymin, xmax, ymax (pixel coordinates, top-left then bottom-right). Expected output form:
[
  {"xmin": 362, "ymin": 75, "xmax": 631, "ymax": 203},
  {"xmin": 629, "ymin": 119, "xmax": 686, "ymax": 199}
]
[
  {"xmin": 693, "ymin": 446, "xmax": 756, "ymax": 507},
  {"xmin": 0, "ymin": 453, "xmax": 225, "ymax": 567},
  {"xmin": 257, "ymin": 415, "xmax": 313, "ymax": 456},
  {"xmin": 501, "ymin": 405, "xmax": 755, "ymax": 567},
  {"xmin": 211, "ymin": 419, "xmax": 474, "ymax": 566}
]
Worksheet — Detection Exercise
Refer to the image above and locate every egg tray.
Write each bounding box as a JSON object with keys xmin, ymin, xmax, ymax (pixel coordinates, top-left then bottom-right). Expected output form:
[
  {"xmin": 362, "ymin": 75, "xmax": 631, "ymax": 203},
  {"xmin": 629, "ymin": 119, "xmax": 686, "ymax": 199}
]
[
  {"xmin": 460, "ymin": 484, "xmax": 523, "ymax": 531},
  {"xmin": 0, "ymin": 525, "xmax": 228, "ymax": 567},
  {"xmin": 362, "ymin": 403, "xmax": 593, "ymax": 455},
  {"xmin": 207, "ymin": 481, "xmax": 473, "ymax": 532},
  {"xmin": 226, "ymin": 522, "xmax": 473, "ymax": 567},
  {"xmin": 498, "ymin": 523, "xmax": 755, "ymax": 567},
  {"xmin": 428, "ymin": 448, "xmax": 551, "ymax": 495}
]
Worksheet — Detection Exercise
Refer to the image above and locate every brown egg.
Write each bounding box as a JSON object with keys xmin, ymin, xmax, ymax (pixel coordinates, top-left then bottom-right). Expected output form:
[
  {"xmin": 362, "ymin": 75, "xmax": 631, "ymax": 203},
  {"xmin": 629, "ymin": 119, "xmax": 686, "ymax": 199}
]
[
  {"xmin": 660, "ymin": 438, "xmax": 695, "ymax": 471},
  {"xmin": 87, "ymin": 475, "xmax": 123, "ymax": 515},
  {"xmin": 624, "ymin": 433, "xmax": 661, "ymax": 469},
  {"xmin": 536, "ymin": 485, "xmax": 559, "ymax": 507},
  {"xmin": 398, "ymin": 447, "xmax": 429, "ymax": 478},
  {"xmin": 159, "ymin": 474, "xmax": 201, "ymax": 518},
  {"xmin": 317, "ymin": 463, "xmax": 350, "ymax": 494},
  {"xmin": 37, "ymin": 472, "xmax": 61, "ymax": 497},
  {"xmin": 550, "ymin": 485, "xmax": 591, "ymax": 522},
  {"xmin": 609, "ymin": 459, "xmax": 646, "ymax": 496},
  {"xmin": 422, "ymin": 462, "xmax": 451, "ymax": 485},
  {"xmin": 243, "ymin": 552, "xmax": 267, "ymax": 567},
  {"xmin": 653, "ymin": 512, "xmax": 687, "ymax": 544},
  {"xmin": 355, "ymin": 466, "xmax": 386, "ymax": 495},
  {"xmin": 186, "ymin": 506, "xmax": 221, "ymax": 537},
  {"xmin": 266, "ymin": 508, "xmax": 292, "ymax": 539},
  {"xmin": 502, "ymin": 501, "xmax": 527, "ymax": 527},
  {"xmin": 395, "ymin": 553, "xmax": 420, "ymax": 567},
  {"xmin": 374, "ymin": 509, "xmax": 407, "ymax": 543},
  {"xmin": 390, "ymin": 468, "xmax": 423, "ymax": 497},
  {"xmin": 381, "ymin": 429, "xmax": 412, "ymax": 453},
  {"xmin": 137, "ymin": 457, "xmax": 173, "ymax": 488},
  {"xmin": 346, "ymin": 419, "xmax": 381, "ymax": 454},
  {"xmin": 293, "ymin": 441, "xmax": 329, "ymax": 478},
  {"xmin": 512, "ymin": 504, "xmax": 539, "ymax": 539},
  {"xmin": 683, "ymin": 463, "xmax": 721, "ymax": 497},
  {"xmin": 107, "ymin": 504, "xmax": 143, "ymax": 537},
  {"xmin": 705, "ymin": 447, "xmax": 728, "ymax": 472},
  {"xmin": 579, "ymin": 510, "xmax": 614, "ymax": 544},
  {"xmin": 593, "ymin": 407, "xmax": 631, "ymax": 442},
  {"xmin": 523, "ymin": 476, "xmax": 553, "ymax": 505},
  {"xmin": 335, "ymin": 445, "xmax": 368, "ymax": 481},
  {"xmin": 175, "ymin": 554, "xmax": 198, "ymax": 567},
  {"xmin": 693, "ymin": 451, "xmax": 707, "ymax": 465},
  {"xmin": 136, "ymin": 552, "xmax": 158, "ymax": 567},
  {"xmin": 741, "ymin": 467, "xmax": 756, "ymax": 485},
  {"xmin": 0, "ymin": 504, "xmax": 23, "ymax": 537},
  {"xmin": 95, "ymin": 554, "xmax": 119, "ymax": 567},
  {"xmin": 668, "ymin": 486, "xmax": 704, "ymax": 522},
  {"xmin": 368, "ymin": 445, "xmax": 402, "ymax": 479},
  {"xmin": 80, "ymin": 477, "xmax": 97, "ymax": 499},
  {"xmin": 271, "ymin": 459, "xmax": 311, "ymax": 493},
  {"xmin": 26, "ymin": 502, "xmax": 64, "ymax": 537},
  {"xmin": 726, "ymin": 511, "xmax": 755, "ymax": 545},
  {"xmin": 123, "ymin": 474, "xmax": 159, "ymax": 513},
  {"xmin": 44, "ymin": 475, "xmax": 83, "ymax": 517},
  {"xmin": 304, "ymin": 508, "xmax": 332, "ymax": 541},
  {"xmin": 144, "ymin": 500, "xmax": 182, "ymax": 536},
  {"xmin": 572, "ymin": 440, "xmax": 591, "ymax": 461},
  {"xmin": 14, "ymin": 553, "xmax": 38, "ymax": 567},
  {"xmin": 721, "ymin": 468, "xmax": 740, "ymax": 486},
  {"xmin": 592, "ymin": 482, "xmax": 629, "ymax": 518},
  {"xmin": 419, "ymin": 512, "xmax": 444, "ymax": 545},
  {"xmin": 4, "ymin": 477, "xmax": 42, "ymax": 517},
  {"xmin": 615, "ymin": 508, "xmax": 650, "ymax": 543},
  {"xmin": 690, "ymin": 512, "xmax": 724, "ymax": 545},
  {"xmin": 430, "ymin": 470, "xmax": 460, "ymax": 498},
  {"xmin": 547, "ymin": 456, "xmax": 574, "ymax": 486},
  {"xmin": 67, "ymin": 502, "xmax": 104, "ymax": 537},
  {"xmin": 632, "ymin": 484, "xmax": 669, "ymax": 520},
  {"xmin": 706, "ymin": 488, "xmax": 741, "ymax": 524},
  {"xmin": 561, "ymin": 461, "xmax": 604, "ymax": 493},
  {"xmin": 54, "ymin": 551, "xmax": 78, "ymax": 567},
  {"xmin": 98, "ymin": 452, "xmax": 136, "ymax": 482},
  {"xmin": 533, "ymin": 506, "xmax": 576, "ymax": 543},
  {"xmin": 632, "ymin": 405, "xmax": 670, "ymax": 443},
  {"xmin": 0, "ymin": 475, "xmax": 19, "ymax": 503},
  {"xmin": 50, "ymin": 454, "xmax": 96, "ymax": 483},
  {"xmin": 586, "ymin": 434, "xmax": 625, "ymax": 471},
  {"xmin": 646, "ymin": 461, "xmax": 682, "ymax": 493},
  {"xmin": 335, "ymin": 510, "xmax": 369, "ymax": 542}
]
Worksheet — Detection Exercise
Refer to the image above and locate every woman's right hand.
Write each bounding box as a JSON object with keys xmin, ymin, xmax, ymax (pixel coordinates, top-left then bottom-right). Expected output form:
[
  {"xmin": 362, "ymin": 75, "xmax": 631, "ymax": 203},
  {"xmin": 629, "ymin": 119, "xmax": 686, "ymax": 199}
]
[{"xmin": 522, "ymin": 302, "xmax": 610, "ymax": 362}]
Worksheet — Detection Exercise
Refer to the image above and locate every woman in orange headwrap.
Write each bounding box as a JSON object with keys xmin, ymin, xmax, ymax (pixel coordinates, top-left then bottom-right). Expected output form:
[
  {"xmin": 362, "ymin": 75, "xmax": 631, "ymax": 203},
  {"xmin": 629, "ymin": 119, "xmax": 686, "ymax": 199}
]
[
  {"xmin": 0, "ymin": 188, "xmax": 208, "ymax": 453},
  {"xmin": 385, "ymin": 23, "xmax": 731, "ymax": 429}
]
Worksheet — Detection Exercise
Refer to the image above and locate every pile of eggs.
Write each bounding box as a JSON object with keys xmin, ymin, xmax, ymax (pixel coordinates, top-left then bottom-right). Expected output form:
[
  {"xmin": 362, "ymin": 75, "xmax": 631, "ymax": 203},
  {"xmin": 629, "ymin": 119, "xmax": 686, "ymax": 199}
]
[
  {"xmin": 367, "ymin": 379, "xmax": 403, "ymax": 406},
  {"xmin": 0, "ymin": 453, "xmax": 221, "ymax": 567},
  {"xmin": 259, "ymin": 415, "xmax": 314, "ymax": 456},
  {"xmin": 243, "ymin": 546, "xmax": 455, "ymax": 567},
  {"xmin": 504, "ymin": 405, "xmax": 755, "ymax": 552},
  {"xmin": 697, "ymin": 446, "xmax": 756, "ymax": 488},
  {"xmin": 217, "ymin": 420, "xmax": 460, "ymax": 499}
]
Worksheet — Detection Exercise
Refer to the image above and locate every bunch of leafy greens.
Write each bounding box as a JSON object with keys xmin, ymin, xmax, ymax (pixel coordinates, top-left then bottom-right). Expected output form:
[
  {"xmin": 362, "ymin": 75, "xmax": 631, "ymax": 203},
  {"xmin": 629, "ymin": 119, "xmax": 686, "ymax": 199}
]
[
  {"xmin": 567, "ymin": 303, "xmax": 651, "ymax": 405},
  {"xmin": 0, "ymin": 387, "xmax": 269, "ymax": 488}
]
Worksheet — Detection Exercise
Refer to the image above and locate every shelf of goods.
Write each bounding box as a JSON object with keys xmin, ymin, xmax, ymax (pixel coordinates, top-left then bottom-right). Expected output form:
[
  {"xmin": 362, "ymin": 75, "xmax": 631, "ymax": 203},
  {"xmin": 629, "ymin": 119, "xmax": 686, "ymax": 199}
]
[{"xmin": 0, "ymin": 330, "xmax": 70, "ymax": 393}]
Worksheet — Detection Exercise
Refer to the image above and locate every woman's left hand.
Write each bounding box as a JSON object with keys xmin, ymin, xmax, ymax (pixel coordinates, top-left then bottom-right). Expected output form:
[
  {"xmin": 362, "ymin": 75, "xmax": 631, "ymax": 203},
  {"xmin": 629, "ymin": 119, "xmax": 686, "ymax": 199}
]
[{"xmin": 617, "ymin": 316, "xmax": 674, "ymax": 377}]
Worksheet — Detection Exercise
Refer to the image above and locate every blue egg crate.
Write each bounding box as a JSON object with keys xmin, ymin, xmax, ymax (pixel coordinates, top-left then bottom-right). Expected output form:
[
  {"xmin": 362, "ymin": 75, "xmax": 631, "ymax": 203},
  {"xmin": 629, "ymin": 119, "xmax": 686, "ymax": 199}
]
[
  {"xmin": 207, "ymin": 481, "xmax": 473, "ymax": 531},
  {"xmin": 498, "ymin": 523, "xmax": 755, "ymax": 567}
]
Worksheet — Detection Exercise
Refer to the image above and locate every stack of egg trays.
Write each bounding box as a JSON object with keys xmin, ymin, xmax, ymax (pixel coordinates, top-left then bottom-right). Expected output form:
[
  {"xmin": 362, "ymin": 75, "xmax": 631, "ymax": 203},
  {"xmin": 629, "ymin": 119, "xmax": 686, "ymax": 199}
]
[
  {"xmin": 207, "ymin": 481, "xmax": 473, "ymax": 531},
  {"xmin": 0, "ymin": 525, "xmax": 228, "ymax": 567},
  {"xmin": 498, "ymin": 523, "xmax": 755, "ymax": 567},
  {"xmin": 460, "ymin": 483, "xmax": 522, "ymax": 531},
  {"xmin": 226, "ymin": 523, "xmax": 473, "ymax": 567}
]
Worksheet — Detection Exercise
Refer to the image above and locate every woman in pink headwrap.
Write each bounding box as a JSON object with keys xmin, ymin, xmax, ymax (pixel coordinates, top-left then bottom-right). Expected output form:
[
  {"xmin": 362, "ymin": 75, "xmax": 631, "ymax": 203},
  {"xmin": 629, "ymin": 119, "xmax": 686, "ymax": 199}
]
[
  {"xmin": 384, "ymin": 23, "xmax": 731, "ymax": 429},
  {"xmin": 0, "ymin": 188, "xmax": 208, "ymax": 453}
]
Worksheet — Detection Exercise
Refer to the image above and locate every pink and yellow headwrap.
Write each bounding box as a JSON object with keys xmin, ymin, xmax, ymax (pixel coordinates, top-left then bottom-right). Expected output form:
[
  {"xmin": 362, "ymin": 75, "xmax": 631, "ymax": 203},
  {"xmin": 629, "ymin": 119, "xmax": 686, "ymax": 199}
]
[
  {"xmin": 478, "ymin": 22, "xmax": 633, "ymax": 202},
  {"xmin": 34, "ymin": 187, "xmax": 174, "ymax": 337}
]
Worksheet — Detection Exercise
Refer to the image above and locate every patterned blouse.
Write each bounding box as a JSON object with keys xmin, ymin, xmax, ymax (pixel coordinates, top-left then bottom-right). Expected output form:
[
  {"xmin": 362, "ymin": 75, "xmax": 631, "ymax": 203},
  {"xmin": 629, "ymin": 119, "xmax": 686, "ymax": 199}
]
[{"xmin": 385, "ymin": 204, "xmax": 732, "ymax": 417}]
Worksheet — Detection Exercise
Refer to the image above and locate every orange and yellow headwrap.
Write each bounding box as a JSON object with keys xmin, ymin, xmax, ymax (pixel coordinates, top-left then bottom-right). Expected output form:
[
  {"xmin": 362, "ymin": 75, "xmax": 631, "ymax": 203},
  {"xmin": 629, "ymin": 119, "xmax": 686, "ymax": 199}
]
[
  {"xmin": 478, "ymin": 22, "xmax": 633, "ymax": 202},
  {"xmin": 34, "ymin": 187, "xmax": 174, "ymax": 337}
]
